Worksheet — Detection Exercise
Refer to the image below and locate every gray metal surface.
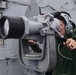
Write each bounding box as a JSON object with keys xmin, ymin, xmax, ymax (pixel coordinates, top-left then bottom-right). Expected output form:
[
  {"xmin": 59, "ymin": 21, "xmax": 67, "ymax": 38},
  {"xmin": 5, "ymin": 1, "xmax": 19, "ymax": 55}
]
[
  {"xmin": 0, "ymin": 0, "xmax": 39, "ymax": 75},
  {"xmin": 0, "ymin": 0, "xmax": 76, "ymax": 75},
  {"xmin": 0, "ymin": 59, "xmax": 24, "ymax": 75},
  {"xmin": 36, "ymin": 0, "xmax": 76, "ymax": 23}
]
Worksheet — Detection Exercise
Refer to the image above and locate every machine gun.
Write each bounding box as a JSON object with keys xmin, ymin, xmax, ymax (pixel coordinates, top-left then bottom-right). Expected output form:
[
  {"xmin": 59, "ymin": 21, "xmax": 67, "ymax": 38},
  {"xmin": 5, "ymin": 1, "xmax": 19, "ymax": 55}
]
[{"xmin": 0, "ymin": 13, "xmax": 65, "ymax": 75}]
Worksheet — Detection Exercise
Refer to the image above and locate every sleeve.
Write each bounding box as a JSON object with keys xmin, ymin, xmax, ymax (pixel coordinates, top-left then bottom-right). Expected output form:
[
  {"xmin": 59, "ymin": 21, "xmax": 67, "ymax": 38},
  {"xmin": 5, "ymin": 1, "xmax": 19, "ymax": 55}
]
[
  {"xmin": 71, "ymin": 50, "xmax": 76, "ymax": 70},
  {"xmin": 30, "ymin": 44, "xmax": 42, "ymax": 53},
  {"xmin": 71, "ymin": 30, "xmax": 76, "ymax": 69}
]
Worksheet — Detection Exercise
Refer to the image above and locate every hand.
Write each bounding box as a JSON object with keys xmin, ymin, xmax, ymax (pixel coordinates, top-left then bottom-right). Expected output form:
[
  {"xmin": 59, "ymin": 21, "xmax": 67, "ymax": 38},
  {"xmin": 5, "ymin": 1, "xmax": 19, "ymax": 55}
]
[
  {"xmin": 63, "ymin": 38, "xmax": 76, "ymax": 50},
  {"xmin": 28, "ymin": 40, "xmax": 36, "ymax": 45}
]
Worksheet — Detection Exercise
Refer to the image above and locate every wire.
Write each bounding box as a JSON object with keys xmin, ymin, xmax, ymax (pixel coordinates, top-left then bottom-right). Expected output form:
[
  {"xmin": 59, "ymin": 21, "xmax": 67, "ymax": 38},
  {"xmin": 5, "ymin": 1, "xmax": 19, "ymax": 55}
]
[
  {"xmin": 40, "ymin": 5, "xmax": 57, "ymax": 11},
  {"xmin": 7, "ymin": 0, "xmax": 31, "ymax": 6},
  {"xmin": 39, "ymin": 5, "xmax": 57, "ymax": 15},
  {"xmin": 19, "ymin": 0, "xmax": 33, "ymax": 4},
  {"xmin": 58, "ymin": 43, "xmax": 72, "ymax": 60}
]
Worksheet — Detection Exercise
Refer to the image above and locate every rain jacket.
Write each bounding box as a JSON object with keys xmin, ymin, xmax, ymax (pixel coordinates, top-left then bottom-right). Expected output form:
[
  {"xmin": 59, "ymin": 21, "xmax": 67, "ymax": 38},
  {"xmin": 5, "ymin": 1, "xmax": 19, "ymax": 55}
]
[
  {"xmin": 52, "ymin": 29, "xmax": 76, "ymax": 75},
  {"xmin": 30, "ymin": 29, "xmax": 76, "ymax": 75}
]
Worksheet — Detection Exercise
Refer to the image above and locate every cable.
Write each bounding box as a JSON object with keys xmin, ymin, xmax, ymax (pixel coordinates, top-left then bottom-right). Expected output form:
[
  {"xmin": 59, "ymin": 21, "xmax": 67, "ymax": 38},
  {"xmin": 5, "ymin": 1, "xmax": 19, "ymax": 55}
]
[
  {"xmin": 58, "ymin": 43, "xmax": 72, "ymax": 60},
  {"xmin": 7, "ymin": 0, "xmax": 31, "ymax": 6},
  {"xmin": 40, "ymin": 5, "xmax": 57, "ymax": 11},
  {"xmin": 19, "ymin": 0, "xmax": 33, "ymax": 4},
  {"xmin": 39, "ymin": 5, "xmax": 57, "ymax": 16}
]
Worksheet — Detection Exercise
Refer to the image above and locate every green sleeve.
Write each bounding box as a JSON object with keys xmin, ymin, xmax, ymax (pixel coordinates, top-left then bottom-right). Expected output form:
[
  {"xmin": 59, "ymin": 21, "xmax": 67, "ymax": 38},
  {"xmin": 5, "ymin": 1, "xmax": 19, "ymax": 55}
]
[
  {"xmin": 71, "ymin": 31, "xmax": 76, "ymax": 69},
  {"xmin": 30, "ymin": 44, "xmax": 42, "ymax": 53},
  {"xmin": 71, "ymin": 50, "xmax": 76, "ymax": 70}
]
